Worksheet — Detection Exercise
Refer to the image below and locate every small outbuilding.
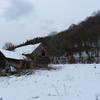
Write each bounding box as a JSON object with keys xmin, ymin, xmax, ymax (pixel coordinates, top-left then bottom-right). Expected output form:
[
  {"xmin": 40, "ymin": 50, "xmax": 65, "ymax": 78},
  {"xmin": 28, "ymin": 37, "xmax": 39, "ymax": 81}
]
[{"xmin": 23, "ymin": 43, "xmax": 50, "ymax": 66}]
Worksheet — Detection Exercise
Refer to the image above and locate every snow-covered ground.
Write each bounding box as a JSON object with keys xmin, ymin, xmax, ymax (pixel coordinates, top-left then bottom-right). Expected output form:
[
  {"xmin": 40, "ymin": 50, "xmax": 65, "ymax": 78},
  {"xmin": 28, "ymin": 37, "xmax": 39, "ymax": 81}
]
[{"xmin": 0, "ymin": 64, "xmax": 100, "ymax": 100}]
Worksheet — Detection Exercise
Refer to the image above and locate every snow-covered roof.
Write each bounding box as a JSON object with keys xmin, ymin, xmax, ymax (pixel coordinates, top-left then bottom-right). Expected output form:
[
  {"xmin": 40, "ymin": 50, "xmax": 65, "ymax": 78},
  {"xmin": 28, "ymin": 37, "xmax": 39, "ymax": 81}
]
[
  {"xmin": 15, "ymin": 43, "xmax": 41, "ymax": 55},
  {"xmin": 0, "ymin": 43, "xmax": 41, "ymax": 60},
  {"xmin": 0, "ymin": 49, "xmax": 24, "ymax": 60}
]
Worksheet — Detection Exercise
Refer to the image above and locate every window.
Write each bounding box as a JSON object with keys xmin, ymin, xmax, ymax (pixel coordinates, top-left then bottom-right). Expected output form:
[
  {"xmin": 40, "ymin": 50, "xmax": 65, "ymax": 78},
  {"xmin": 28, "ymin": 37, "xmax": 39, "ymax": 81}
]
[{"xmin": 41, "ymin": 50, "xmax": 45, "ymax": 56}]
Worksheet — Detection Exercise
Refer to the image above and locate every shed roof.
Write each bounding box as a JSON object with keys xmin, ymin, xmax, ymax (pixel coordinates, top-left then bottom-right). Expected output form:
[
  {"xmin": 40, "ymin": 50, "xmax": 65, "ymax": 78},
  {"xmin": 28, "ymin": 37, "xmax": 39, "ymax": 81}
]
[
  {"xmin": 0, "ymin": 49, "xmax": 24, "ymax": 60},
  {"xmin": 15, "ymin": 43, "xmax": 41, "ymax": 55}
]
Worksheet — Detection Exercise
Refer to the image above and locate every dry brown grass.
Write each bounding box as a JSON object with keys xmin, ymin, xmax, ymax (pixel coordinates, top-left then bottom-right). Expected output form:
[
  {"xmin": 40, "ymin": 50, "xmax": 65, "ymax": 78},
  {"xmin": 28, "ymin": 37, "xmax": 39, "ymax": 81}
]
[{"xmin": 0, "ymin": 65, "xmax": 57, "ymax": 77}]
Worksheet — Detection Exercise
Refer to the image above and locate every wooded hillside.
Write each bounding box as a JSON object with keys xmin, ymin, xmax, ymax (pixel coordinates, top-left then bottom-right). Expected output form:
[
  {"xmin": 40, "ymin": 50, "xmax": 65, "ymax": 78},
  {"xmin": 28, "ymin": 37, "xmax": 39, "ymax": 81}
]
[{"xmin": 7, "ymin": 12, "xmax": 100, "ymax": 57}]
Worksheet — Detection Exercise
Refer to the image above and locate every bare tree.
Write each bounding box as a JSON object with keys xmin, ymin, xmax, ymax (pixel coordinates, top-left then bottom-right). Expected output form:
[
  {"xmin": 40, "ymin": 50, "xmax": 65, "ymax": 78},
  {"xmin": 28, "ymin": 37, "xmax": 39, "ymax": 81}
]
[{"xmin": 3, "ymin": 42, "xmax": 15, "ymax": 51}]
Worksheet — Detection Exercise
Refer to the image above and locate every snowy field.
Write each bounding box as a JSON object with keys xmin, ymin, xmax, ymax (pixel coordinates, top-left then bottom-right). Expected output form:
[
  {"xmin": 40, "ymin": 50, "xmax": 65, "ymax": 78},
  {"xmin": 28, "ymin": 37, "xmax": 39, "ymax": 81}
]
[{"xmin": 0, "ymin": 64, "xmax": 100, "ymax": 100}]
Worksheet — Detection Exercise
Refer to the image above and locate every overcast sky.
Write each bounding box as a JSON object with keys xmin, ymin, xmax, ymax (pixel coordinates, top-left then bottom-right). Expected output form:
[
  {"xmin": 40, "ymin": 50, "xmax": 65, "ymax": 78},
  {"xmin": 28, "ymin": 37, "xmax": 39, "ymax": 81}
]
[{"xmin": 0, "ymin": 0, "xmax": 100, "ymax": 48}]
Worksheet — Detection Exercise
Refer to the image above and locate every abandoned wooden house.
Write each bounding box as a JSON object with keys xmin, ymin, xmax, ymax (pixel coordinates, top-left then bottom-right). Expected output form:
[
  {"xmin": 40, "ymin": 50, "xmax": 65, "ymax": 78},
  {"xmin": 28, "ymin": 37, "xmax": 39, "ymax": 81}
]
[
  {"xmin": 0, "ymin": 43, "xmax": 50, "ymax": 71},
  {"xmin": 24, "ymin": 43, "xmax": 50, "ymax": 66}
]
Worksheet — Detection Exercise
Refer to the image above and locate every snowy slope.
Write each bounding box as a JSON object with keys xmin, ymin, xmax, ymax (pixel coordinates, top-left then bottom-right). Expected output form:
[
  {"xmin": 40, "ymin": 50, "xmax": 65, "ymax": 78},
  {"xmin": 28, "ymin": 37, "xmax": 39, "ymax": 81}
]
[{"xmin": 0, "ymin": 64, "xmax": 100, "ymax": 100}]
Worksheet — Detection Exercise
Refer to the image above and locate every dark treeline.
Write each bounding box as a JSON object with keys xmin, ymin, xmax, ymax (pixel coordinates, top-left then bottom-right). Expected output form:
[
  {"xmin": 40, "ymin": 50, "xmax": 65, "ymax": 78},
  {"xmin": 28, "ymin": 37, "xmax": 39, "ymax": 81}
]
[{"xmin": 44, "ymin": 11, "xmax": 100, "ymax": 57}]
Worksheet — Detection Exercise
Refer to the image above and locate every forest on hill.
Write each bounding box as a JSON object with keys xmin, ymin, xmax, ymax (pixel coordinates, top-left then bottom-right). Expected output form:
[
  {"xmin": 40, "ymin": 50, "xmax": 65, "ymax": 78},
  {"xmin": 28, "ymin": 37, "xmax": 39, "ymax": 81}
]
[
  {"xmin": 5, "ymin": 12, "xmax": 100, "ymax": 58},
  {"xmin": 45, "ymin": 11, "xmax": 100, "ymax": 57}
]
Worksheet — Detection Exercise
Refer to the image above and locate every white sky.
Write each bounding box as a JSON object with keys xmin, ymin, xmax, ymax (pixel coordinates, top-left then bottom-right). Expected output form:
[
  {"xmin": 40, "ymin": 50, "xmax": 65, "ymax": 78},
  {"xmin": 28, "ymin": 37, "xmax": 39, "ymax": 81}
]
[{"xmin": 0, "ymin": 0, "xmax": 100, "ymax": 48}]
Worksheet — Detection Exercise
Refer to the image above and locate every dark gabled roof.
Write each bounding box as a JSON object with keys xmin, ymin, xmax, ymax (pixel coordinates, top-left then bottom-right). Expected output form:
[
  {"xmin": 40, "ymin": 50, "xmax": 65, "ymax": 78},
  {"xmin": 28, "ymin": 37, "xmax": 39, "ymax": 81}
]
[{"xmin": 0, "ymin": 51, "xmax": 6, "ymax": 59}]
